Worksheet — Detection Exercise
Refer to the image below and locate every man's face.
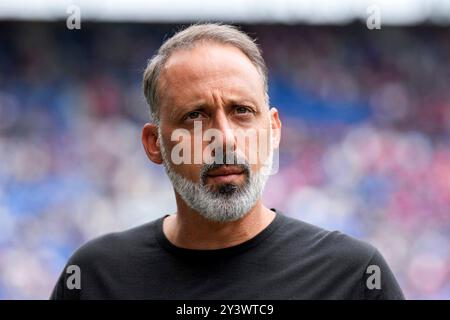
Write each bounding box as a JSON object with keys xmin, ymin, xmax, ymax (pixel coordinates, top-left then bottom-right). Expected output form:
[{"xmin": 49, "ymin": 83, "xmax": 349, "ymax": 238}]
[
  {"xmin": 143, "ymin": 41, "xmax": 281, "ymax": 221},
  {"xmin": 159, "ymin": 42, "xmax": 276, "ymax": 181}
]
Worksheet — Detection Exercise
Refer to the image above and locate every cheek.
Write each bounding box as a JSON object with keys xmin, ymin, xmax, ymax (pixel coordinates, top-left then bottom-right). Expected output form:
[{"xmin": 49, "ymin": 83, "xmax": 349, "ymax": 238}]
[
  {"xmin": 235, "ymin": 126, "xmax": 272, "ymax": 166},
  {"xmin": 174, "ymin": 164, "xmax": 203, "ymax": 183},
  {"xmin": 164, "ymin": 138, "xmax": 203, "ymax": 182},
  {"xmin": 166, "ymin": 132, "xmax": 210, "ymax": 164}
]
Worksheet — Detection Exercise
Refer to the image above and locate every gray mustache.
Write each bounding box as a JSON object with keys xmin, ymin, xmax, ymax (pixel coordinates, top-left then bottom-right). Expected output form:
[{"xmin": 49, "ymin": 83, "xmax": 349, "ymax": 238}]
[{"xmin": 200, "ymin": 152, "xmax": 251, "ymax": 186}]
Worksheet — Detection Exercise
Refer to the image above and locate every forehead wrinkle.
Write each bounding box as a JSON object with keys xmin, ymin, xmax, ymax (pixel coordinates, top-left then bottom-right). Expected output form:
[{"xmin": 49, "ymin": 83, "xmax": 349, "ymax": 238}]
[
  {"xmin": 163, "ymin": 42, "xmax": 262, "ymax": 90},
  {"xmin": 158, "ymin": 43, "xmax": 266, "ymax": 120},
  {"xmin": 163, "ymin": 77, "xmax": 259, "ymax": 117}
]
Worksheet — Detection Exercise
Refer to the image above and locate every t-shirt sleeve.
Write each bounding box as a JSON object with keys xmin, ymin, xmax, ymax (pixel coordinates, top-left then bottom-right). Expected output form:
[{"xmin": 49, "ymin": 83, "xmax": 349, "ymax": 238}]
[
  {"xmin": 49, "ymin": 260, "xmax": 81, "ymax": 300},
  {"xmin": 361, "ymin": 248, "xmax": 405, "ymax": 300},
  {"xmin": 49, "ymin": 232, "xmax": 121, "ymax": 300},
  {"xmin": 49, "ymin": 238, "xmax": 100, "ymax": 300},
  {"xmin": 49, "ymin": 271, "xmax": 64, "ymax": 300}
]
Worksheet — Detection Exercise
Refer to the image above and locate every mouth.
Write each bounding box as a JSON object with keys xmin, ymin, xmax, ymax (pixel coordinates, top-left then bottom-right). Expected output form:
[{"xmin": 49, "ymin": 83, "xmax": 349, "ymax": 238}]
[{"xmin": 205, "ymin": 165, "xmax": 246, "ymax": 184}]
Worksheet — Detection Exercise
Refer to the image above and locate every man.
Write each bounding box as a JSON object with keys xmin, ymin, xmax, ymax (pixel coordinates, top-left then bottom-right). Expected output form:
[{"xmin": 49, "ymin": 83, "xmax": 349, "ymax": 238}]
[{"xmin": 51, "ymin": 23, "xmax": 404, "ymax": 299}]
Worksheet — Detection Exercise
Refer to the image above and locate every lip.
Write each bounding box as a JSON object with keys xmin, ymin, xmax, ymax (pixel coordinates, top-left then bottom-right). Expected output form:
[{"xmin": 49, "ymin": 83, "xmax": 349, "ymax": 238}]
[
  {"xmin": 206, "ymin": 173, "xmax": 244, "ymax": 184},
  {"xmin": 207, "ymin": 165, "xmax": 245, "ymax": 177}
]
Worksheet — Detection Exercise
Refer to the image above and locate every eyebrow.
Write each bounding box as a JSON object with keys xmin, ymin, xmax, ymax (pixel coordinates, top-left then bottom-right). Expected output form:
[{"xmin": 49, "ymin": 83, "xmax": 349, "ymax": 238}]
[
  {"xmin": 169, "ymin": 97, "xmax": 260, "ymax": 121},
  {"xmin": 169, "ymin": 102, "xmax": 208, "ymax": 121}
]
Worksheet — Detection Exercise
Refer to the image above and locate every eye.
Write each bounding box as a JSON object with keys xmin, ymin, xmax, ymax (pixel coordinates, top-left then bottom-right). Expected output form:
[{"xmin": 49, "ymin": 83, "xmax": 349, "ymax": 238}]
[
  {"xmin": 235, "ymin": 105, "xmax": 254, "ymax": 114},
  {"xmin": 186, "ymin": 111, "xmax": 202, "ymax": 120}
]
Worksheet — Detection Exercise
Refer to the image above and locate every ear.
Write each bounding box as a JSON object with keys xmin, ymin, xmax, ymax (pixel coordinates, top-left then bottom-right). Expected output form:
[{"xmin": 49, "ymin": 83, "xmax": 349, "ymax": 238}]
[
  {"xmin": 142, "ymin": 123, "xmax": 163, "ymax": 164},
  {"xmin": 269, "ymin": 107, "xmax": 282, "ymax": 149}
]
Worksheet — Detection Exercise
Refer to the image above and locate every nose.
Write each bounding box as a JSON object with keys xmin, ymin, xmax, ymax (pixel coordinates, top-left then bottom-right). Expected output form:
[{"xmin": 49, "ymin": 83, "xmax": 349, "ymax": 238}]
[{"xmin": 211, "ymin": 110, "xmax": 237, "ymax": 157}]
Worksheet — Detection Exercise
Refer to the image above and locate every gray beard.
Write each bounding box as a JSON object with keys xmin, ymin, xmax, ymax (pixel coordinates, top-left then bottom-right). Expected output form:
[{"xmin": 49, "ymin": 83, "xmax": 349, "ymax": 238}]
[{"xmin": 158, "ymin": 131, "xmax": 272, "ymax": 223}]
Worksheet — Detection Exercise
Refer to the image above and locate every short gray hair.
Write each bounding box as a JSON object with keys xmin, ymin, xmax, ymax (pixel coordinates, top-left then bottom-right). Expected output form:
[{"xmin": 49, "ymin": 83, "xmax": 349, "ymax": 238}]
[{"xmin": 142, "ymin": 23, "xmax": 269, "ymax": 123}]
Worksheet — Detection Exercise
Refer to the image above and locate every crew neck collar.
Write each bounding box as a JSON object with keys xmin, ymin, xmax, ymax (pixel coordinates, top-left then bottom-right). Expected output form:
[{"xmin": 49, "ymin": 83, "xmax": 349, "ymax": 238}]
[{"xmin": 154, "ymin": 208, "xmax": 285, "ymax": 258}]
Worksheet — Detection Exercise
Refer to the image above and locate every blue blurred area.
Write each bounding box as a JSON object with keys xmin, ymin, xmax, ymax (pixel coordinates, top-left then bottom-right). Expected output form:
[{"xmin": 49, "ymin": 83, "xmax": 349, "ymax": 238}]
[
  {"xmin": 269, "ymin": 74, "xmax": 371, "ymax": 123},
  {"xmin": 0, "ymin": 22, "xmax": 449, "ymax": 299}
]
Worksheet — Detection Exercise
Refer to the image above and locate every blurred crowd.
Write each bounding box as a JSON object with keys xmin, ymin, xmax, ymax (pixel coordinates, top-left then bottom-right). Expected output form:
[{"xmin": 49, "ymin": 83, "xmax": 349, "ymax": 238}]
[{"xmin": 0, "ymin": 22, "xmax": 449, "ymax": 299}]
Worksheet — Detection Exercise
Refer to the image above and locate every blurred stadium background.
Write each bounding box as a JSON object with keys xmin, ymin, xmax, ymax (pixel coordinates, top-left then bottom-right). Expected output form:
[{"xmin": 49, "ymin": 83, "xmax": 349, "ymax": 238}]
[{"xmin": 1, "ymin": 0, "xmax": 450, "ymax": 299}]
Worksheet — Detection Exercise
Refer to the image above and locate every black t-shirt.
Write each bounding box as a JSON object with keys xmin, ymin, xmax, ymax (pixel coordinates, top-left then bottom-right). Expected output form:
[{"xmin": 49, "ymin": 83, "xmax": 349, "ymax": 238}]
[{"xmin": 50, "ymin": 209, "xmax": 405, "ymax": 299}]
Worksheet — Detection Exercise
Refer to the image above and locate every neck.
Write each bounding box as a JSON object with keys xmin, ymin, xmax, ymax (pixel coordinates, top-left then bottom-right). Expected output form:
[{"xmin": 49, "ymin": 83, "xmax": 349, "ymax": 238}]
[{"xmin": 162, "ymin": 194, "xmax": 276, "ymax": 250}]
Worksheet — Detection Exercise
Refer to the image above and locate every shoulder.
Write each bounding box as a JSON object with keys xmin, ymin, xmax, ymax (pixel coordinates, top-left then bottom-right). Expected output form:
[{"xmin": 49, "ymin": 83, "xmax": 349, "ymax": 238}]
[
  {"xmin": 50, "ymin": 217, "xmax": 164, "ymax": 299},
  {"xmin": 277, "ymin": 214, "xmax": 377, "ymax": 266},
  {"xmin": 275, "ymin": 214, "xmax": 404, "ymax": 299},
  {"xmin": 67, "ymin": 217, "xmax": 162, "ymax": 267}
]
